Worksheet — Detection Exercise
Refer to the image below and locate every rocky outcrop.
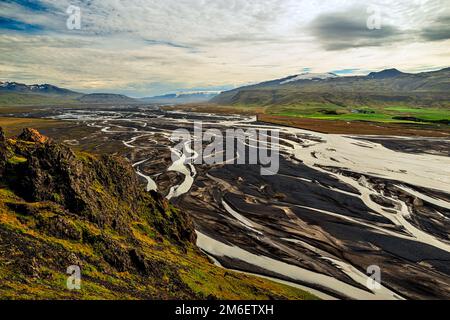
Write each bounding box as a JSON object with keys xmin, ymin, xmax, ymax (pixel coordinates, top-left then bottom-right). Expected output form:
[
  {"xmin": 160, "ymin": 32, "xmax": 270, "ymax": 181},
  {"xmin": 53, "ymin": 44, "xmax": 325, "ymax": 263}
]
[
  {"xmin": 3, "ymin": 128, "xmax": 195, "ymax": 245},
  {"xmin": 18, "ymin": 128, "xmax": 49, "ymax": 143},
  {"xmin": 0, "ymin": 128, "xmax": 197, "ymax": 296}
]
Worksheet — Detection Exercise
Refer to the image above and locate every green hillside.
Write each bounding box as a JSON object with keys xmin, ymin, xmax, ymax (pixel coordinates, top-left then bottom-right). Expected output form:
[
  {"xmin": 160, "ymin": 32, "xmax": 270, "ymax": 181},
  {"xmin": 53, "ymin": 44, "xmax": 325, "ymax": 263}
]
[
  {"xmin": 212, "ymin": 68, "xmax": 450, "ymax": 123},
  {"xmin": 0, "ymin": 92, "xmax": 78, "ymax": 107}
]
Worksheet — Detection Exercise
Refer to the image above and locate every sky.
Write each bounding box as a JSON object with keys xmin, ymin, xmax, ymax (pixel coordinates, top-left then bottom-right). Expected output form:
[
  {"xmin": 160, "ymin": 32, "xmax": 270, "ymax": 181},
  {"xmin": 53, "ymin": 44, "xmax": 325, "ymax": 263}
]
[{"xmin": 0, "ymin": 0, "xmax": 449, "ymax": 97}]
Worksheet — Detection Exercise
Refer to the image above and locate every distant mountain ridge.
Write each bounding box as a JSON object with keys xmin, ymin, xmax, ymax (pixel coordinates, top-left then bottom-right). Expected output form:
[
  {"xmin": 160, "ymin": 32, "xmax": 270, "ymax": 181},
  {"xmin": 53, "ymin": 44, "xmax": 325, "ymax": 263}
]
[
  {"xmin": 212, "ymin": 67, "xmax": 450, "ymax": 108},
  {"xmin": 0, "ymin": 81, "xmax": 81, "ymax": 97},
  {"xmin": 280, "ymin": 73, "xmax": 338, "ymax": 84},
  {"xmin": 367, "ymin": 68, "xmax": 405, "ymax": 79},
  {"xmin": 141, "ymin": 91, "xmax": 220, "ymax": 104},
  {"xmin": 0, "ymin": 81, "xmax": 214, "ymax": 106},
  {"xmin": 0, "ymin": 81, "xmax": 139, "ymax": 106},
  {"xmin": 77, "ymin": 93, "xmax": 139, "ymax": 104}
]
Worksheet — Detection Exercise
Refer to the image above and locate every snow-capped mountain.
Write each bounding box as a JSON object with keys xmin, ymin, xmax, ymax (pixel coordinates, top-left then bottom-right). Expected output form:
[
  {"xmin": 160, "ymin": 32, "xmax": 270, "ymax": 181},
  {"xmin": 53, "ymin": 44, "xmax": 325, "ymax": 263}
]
[
  {"xmin": 280, "ymin": 73, "xmax": 339, "ymax": 84},
  {"xmin": 141, "ymin": 91, "xmax": 220, "ymax": 104},
  {"xmin": 0, "ymin": 81, "xmax": 139, "ymax": 104},
  {"xmin": 211, "ymin": 67, "xmax": 450, "ymax": 107},
  {"xmin": 0, "ymin": 81, "xmax": 80, "ymax": 97}
]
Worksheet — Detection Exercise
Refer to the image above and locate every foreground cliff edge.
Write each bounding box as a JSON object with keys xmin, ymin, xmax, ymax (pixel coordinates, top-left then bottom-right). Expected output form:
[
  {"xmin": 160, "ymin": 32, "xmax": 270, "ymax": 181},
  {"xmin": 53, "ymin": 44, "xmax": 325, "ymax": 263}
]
[{"xmin": 0, "ymin": 127, "xmax": 317, "ymax": 300}]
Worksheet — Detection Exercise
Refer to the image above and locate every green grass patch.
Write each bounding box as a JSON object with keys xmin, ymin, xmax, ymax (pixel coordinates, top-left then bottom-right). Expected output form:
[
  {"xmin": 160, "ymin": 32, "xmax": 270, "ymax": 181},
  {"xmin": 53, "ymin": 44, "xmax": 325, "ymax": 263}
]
[
  {"xmin": 0, "ymin": 92, "xmax": 78, "ymax": 107},
  {"xmin": 268, "ymin": 104, "xmax": 450, "ymax": 123},
  {"xmin": 7, "ymin": 155, "xmax": 27, "ymax": 165},
  {"xmin": 383, "ymin": 106, "xmax": 450, "ymax": 121}
]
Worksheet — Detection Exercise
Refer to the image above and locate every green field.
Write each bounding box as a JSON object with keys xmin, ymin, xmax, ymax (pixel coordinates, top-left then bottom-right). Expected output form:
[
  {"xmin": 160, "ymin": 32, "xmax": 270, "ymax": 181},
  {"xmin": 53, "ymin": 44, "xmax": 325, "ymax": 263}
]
[
  {"xmin": 267, "ymin": 104, "xmax": 450, "ymax": 124},
  {"xmin": 0, "ymin": 92, "xmax": 79, "ymax": 107}
]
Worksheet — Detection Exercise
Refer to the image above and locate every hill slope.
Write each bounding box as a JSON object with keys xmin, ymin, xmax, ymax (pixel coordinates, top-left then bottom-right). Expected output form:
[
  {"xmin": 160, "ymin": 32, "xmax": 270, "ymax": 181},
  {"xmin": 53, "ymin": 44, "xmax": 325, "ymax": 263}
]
[
  {"xmin": 212, "ymin": 68, "xmax": 450, "ymax": 109},
  {"xmin": 0, "ymin": 82, "xmax": 81, "ymax": 97},
  {"xmin": 0, "ymin": 82, "xmax": 139, "ymax": 106},
  {"xmin": 0, "ymin": 128, "xmax": 316, "ymax": 300},
  {"xmin": 0, "ymin": 82, "xmax": 82, "ymax": 107},
  {"xmin": 141, "ymin": 92, "xmax": 219, "ymax": 105},
  {"xmin": 77, "ymin": 93, "xmax": 139, "ymax": 104},
  {"xmin": 0, "ymin": 92, "xmax": 78, "ymax": 107}
]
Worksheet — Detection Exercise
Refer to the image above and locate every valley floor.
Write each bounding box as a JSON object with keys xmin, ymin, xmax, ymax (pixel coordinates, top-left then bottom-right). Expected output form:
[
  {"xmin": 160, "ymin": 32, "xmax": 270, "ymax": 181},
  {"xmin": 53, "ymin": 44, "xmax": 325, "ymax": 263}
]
[
  {"xmin": 161, "ymin": 104, "xmax": 450, "ymax": 136},
  {"xmin": 1, "ymin": 105, "xmax": 450, "ymax": 300}
]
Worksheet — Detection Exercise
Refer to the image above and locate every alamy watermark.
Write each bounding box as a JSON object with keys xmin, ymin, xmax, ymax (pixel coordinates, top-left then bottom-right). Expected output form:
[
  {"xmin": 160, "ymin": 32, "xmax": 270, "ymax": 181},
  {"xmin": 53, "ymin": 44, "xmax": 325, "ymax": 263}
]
[
  {"xmin": 170, "ymin": 122, "xmax": 280, "ymax": 176},
  {"xmin": 367, "ymin": 5, "xmax": 382, "ymax": 30},
  {"xmin": 66, "ymin": 5, "xmax": 81, "ymax": 30},
  {"xmin": 66, "ymin": 265, "xmax": 81, "ymax": 290},
  {"xmin": 366, "ymin": 265, "xmax": 382, "ymax": 290}
]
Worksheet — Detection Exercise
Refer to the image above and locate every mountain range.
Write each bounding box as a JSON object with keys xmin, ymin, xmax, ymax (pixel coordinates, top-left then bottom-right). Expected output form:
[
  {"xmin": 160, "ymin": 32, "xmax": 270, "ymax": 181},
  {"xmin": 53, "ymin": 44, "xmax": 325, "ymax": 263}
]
[
  {"xmin": 0, "ymin": 82, "xmax": 139, "ymax": 106},
  {"xmin": 0, "ymin": 81, "xmax": 221, "ymax": 106},
  {"xmin": 2, "ymin": 67, "xmax": 450, "ymax": 109},
  {"xmin": 0, "ymin": 82, "xmax": 80, "ymax": 97},
  {"xmin": 141, "ymin": 91, "xmax": 220, "ymax": 104},
  {"xmin": 212, "ymin": 68, "xmax": 450, "ymax": 108}
]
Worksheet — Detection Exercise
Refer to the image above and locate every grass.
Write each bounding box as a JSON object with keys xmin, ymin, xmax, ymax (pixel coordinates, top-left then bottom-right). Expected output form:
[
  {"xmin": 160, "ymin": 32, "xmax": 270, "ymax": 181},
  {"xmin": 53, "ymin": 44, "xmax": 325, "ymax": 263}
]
[
  {"xmin": 179, "ymin": 251, "xmax": 319, "ymax": 300},
  {"xmin": 0, "ymin": 92, "xmax": 78, "ymax": 107},
  {"xmin": 267, "ymin": 104, "xmax": 450, "ymax": 123},
  {"xmin": 300, "ymin": 112, "xmax": 396, "ymax": 122},
  {"xmin": 161, "ymin": 103, "xmax": 450, "ymax": 136},
  {"xmin": 7, "ymin": 155, "xmax": 27, "ymax": 165},
  {"xmin": 0, "ymin": 117, "xmax": 68, "ymax": 136},
  {"xmin": 0, "ymin": 195, "xmax": 318, "ymax": 300},
  {"xmin": 383, "ymin": 106, "xmax": 450, "ymax": 121},
  {"xmin": 165, "ymin": 102, "xmax": 449, "ymax": 124}
]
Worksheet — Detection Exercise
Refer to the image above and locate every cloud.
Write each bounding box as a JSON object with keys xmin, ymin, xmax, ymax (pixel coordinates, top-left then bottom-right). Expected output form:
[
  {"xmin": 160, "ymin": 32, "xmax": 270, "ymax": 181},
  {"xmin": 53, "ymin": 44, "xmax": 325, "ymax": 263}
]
[
  {"xmin": 308, "ymin": 7, "xmax": 403, "ymax": 51},
  {"xmin": 0, "ymin": 0, "xmax": 450, "ymax": 96},
  {"xmin": 143, "ymin": 39, "xmax": 193, "ymax": 50},
  {"xmin": 0, "ymin": 0, "xmax": 68, "ymax": 34},
  {"xmin": 3, "ymin": 0, "xmax": 51, "ymax": 13},
  {"xmin": 0, "ymin": 17, "xmax": 43, "ymax": 32},
  {"xmin": 421, "ymin": 16, "xmax": 450, "ymax": 41}
]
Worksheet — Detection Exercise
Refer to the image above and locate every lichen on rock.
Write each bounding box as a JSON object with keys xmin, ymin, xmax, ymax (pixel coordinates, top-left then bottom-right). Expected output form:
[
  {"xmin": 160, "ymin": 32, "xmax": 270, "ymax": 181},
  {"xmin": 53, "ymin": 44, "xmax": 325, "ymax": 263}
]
[{"xmin": 18, "ymin": 127, "xmax": 50, "ymax": 143}]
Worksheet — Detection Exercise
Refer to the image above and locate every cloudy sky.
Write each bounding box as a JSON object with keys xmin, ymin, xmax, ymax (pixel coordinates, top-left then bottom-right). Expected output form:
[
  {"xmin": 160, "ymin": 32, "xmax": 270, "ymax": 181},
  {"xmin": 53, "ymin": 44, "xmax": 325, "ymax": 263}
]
[{"xmin": 1, "ymin": 0, "xmax": 449, "ymax": 97}]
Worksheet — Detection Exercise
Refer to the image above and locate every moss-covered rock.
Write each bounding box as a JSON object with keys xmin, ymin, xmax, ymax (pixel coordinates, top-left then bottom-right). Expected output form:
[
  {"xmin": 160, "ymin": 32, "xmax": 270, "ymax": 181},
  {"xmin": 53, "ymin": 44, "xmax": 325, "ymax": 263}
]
[{"xmin": 3, "ymin": 130, "xmax": 195, "ymax": 245}]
